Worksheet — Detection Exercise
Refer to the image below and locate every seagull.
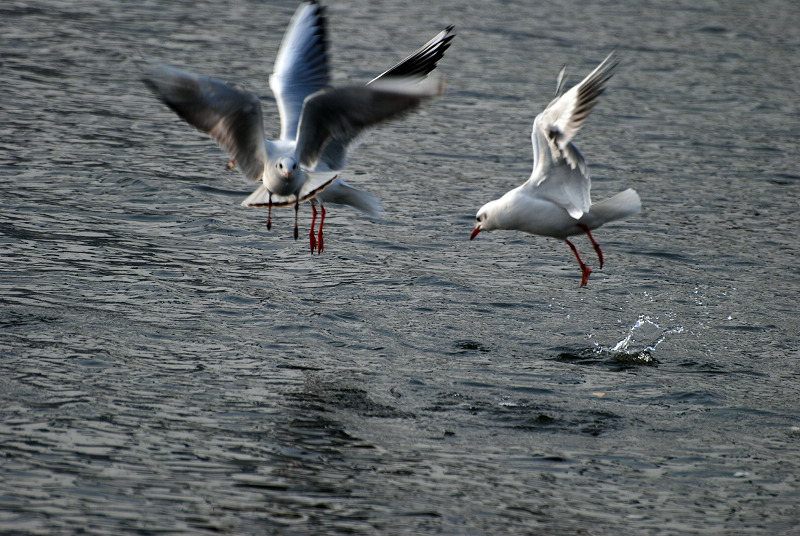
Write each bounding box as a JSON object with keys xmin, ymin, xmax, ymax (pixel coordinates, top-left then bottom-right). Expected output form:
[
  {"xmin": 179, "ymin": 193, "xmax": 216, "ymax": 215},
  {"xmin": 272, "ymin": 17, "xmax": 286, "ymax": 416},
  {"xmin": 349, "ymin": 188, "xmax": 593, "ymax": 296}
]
[
  {"xmin": 143, "ymin": 1, "xmax": 452, "ymax": 252},
  {"xmin": 470, "ymin": 52, "xmax": 641, "ymax": 287}
]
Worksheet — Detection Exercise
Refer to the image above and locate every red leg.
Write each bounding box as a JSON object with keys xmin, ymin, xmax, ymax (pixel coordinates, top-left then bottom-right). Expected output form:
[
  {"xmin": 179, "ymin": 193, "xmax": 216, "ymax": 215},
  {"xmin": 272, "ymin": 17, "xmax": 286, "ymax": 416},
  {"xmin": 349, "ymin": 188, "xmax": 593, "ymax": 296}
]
[
  {"xmin": 293, "ymin": 200, "xmax": 299, "ymax": 240},
  {"xmin": 578, "ymin": 223, "xmax": 603, "ymax": 269},
  {"xmin": 566, "ymin": 238, "xmax": 592, "ymax": 287},
  {"xmin": 317, "ymin": 204, "xmax": 326, "ymax": 254},
  {"xmin": 266, "ymin": 193, "xmax": 272, "ymax": 231},
  {"xmin": 226, "ymin": 158, "xmax": 235, "ymax": 171},
  {"xmin": 309, "ymin": 204, "xmax": 318, "ymax": 253}
]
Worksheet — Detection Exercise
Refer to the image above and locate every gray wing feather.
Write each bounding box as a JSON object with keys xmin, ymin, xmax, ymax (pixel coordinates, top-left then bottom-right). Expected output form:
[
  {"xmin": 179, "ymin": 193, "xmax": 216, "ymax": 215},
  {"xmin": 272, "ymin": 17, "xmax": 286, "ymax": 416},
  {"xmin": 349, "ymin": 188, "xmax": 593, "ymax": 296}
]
[
  {"xmin": 294, "ymin": 76, "xmax": 443, "ymax": 171},
  {"xmin": 537, "ymin": 51, "xmax": 617, "ymax": 164},
  {"xmin": 143, "ymin": 62, "xmax": 267, "ymax": 183},
  {"xmin": 310, "ymin": 26, "xmax": 454, "ymax": 171}
]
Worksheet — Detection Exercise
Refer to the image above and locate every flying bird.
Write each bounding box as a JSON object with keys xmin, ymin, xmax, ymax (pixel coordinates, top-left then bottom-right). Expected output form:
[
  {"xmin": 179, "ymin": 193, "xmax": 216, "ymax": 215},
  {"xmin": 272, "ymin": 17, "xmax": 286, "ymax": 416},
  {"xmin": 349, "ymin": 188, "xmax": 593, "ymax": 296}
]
[
  {"xmin": 470, "ymin": 52, "xmax": 641, "ymax": 287},
  {"xmin": 143, "ymin": 1, "xmax": 453, "ymax": 252}
]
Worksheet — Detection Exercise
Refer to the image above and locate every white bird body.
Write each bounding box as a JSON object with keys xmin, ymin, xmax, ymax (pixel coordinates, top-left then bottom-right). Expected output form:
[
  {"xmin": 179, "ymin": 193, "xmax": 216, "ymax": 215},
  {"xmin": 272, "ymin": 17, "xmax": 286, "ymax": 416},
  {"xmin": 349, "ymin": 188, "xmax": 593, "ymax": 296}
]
[
  {"xmin": 144, "ymin": 1, "xmax": 453, "ymax": 251},
  {"xmin": 479, "ymin": 186, "xmax": 641, "ymax": 240},
  {"xmin": 471, "ymin": 52, "xmax": 641, "ymax": 286}
]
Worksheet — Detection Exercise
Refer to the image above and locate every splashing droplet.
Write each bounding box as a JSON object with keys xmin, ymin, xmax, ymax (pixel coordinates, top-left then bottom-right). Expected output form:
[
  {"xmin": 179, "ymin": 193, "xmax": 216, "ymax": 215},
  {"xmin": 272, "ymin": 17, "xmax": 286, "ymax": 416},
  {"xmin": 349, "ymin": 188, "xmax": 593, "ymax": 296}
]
[{"xmin": 606, "ymin": 315, "xmax": 683, "ymax": 363}]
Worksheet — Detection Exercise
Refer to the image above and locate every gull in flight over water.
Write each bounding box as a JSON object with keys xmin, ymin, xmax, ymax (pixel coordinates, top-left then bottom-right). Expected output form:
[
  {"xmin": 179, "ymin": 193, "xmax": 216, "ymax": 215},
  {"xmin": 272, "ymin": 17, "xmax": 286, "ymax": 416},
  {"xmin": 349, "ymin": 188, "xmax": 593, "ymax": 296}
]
[
  {"xmin": 143, "ymin": 1, "xmax": 453, "ymax": 253},
  {"xmin": 470, "ymin": 52, "xmax": 641, "ymax": 287}
]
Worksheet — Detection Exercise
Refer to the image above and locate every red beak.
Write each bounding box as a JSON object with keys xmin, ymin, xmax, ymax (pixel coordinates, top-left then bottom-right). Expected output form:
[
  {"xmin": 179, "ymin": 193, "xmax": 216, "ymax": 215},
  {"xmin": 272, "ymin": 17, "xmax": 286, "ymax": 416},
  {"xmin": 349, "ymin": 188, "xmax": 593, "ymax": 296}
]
[{"xmin": 470, "ymin": 226, "xmax": 481, "ymax": 240}]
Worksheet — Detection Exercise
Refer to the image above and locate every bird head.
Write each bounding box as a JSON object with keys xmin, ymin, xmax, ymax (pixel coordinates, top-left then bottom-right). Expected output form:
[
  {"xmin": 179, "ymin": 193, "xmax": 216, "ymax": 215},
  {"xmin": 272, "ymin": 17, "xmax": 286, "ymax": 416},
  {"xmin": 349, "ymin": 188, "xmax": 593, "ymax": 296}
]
[
  {"xmin": 276, "ymin": 157, "xmax": 299, "ymax": 181},
  {"xmin": 265, "ymin": 157, "xmax": 303, "ymax": 196},
  {"xmin": 471, "ymin": 201, "xmax": 496, "ymax": 240}
]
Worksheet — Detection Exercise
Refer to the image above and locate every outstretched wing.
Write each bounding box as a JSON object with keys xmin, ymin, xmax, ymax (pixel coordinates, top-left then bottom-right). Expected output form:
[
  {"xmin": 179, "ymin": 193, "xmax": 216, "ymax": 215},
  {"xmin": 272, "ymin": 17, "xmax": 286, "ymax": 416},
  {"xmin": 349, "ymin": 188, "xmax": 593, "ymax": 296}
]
[
  {"xmin": 143, "ymin": 62, "xmax": 267, "ymax": 183},
  {"xmin": 269, "ymin": 1, "xmax": 330, "ymax": 141},
  {"xmin": 527, "ymin": 52, "xmax": 617, "ymax": 218},
  {"xmin": 533, "ymin": 51, "xmax": 617, "ymax": 174},
  {"xmin": 309, "ymin": 25, "xmax": 454, "ymax": 172},
  {"xmin": 369, "ymin": 26, "xmax": 455, "ymax": 83},
  {"xmin": 294, "ymin": 75, "xmax": 444, "ymax": 171}
]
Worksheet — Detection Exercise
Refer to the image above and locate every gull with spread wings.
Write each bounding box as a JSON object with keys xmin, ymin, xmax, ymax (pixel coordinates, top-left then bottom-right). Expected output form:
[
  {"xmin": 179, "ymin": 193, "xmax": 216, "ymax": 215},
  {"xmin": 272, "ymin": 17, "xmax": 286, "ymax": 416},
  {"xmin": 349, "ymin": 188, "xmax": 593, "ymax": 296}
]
[
  {"xmin": 470, "ymin": 52, "xmax": 641, "ymax": 287},
  {"xmin": 144, "ymin": 1, "xmax": 453, "ymax": 252}
]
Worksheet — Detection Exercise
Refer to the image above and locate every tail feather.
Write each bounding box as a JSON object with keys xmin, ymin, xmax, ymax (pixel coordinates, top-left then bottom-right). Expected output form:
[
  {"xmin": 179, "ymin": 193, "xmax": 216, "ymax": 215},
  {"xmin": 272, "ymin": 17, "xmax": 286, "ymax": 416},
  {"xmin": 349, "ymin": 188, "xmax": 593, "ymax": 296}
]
[
  {"xmin": 583, "ymin": 188, "xmax": 640, "ymax": 228},
  {"xmin": 316, "ymin": 178, "xmax": 382, "ymax": 218}
]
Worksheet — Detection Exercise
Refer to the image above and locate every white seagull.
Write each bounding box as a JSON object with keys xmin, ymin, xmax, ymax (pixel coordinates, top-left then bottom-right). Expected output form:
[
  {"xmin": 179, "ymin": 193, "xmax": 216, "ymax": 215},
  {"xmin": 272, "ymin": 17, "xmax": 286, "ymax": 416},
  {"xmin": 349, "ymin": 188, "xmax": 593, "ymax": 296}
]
[
  {"xmin": 470, "ymin": 52, "xmax": 641, "ymax": 287},
  {"xmin": 143, "ymin": 1, "xmax": 453, "ymax": 252}
]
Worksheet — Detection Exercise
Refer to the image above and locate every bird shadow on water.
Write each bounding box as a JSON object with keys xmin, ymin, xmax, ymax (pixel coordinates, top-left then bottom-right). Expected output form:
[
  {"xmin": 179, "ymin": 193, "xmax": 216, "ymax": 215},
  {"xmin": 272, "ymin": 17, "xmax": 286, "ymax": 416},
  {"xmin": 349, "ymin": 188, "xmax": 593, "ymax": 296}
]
[{"xmin": 553, "ymin": 315, "xmax": 684, "ymax": 371}]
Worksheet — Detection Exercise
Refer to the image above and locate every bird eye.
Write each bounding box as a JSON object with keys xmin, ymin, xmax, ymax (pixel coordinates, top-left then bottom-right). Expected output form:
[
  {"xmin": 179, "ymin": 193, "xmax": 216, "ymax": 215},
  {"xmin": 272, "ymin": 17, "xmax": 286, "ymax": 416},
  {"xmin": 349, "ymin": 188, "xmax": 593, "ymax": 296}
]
[{"xmin": 292, "ymin": 163, "xmax": 297, "ymax": 170}]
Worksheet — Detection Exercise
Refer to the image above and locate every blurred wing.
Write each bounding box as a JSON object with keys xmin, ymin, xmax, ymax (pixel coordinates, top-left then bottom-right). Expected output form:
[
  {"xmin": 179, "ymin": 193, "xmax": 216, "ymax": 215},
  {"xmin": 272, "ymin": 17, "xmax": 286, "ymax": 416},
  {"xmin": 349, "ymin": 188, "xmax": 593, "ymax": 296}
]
[
  {"xmin": 369, "ymin": 25, "xmax": 455, "ymax": 83},
  {"xmin": 143, "ymin": 62, "xmax": 267, "ymax": 183},
  {"xmin": 242, "ymin": 172, "xmax": 339, "ymax": 207},
  {"xmin": 307, "ymin": 26, "xmax": 453, "ymax": 172},
  {"xmin": 269, "ymin": 1, "xmax": 330, "ymax": 141},
  {"xmin": 295, "ymin": 75, "xmax": 444, "ymax": 171}
]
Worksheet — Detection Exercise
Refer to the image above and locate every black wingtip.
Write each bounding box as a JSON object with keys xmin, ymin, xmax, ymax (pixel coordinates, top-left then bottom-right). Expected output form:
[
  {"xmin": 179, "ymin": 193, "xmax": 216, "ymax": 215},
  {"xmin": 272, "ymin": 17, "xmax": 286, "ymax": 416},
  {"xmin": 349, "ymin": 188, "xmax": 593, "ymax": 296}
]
[
  {"xmin": 310, "ymin": 1, "xmax": 329, "ymax": 58},
  {"xmin": 370, "ymin": 25, "xmax": 455, "ymax": 82},
  {"xmin": 576, "ymin": 52, "xmax": 618, "ymax": 107}
]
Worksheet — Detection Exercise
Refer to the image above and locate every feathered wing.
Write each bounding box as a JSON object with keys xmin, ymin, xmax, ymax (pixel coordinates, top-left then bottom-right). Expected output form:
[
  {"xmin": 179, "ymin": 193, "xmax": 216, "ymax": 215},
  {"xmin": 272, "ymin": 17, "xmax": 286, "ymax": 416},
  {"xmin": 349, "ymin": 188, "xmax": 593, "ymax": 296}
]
[
  {"xmin": 143, "ymin": 62, "xmax": 267, "ymax": 183},
  {"xmin": 294, "ymin": 75, "xmax": 444, "ymax": 171},
  {"xmin": 269, "ymin": 1, "xmax": 330, "ymax": 141},
  {"xmin": 241, "ymin": 172, "xmax": 339, "ymax": 207},
  {"xmin": 369, "ymin": 26, "xmax": 455, "ymax": 83},
  {"xmin": 307, "ymin": 26, "xmax": 454, "ymax": 172},
  {"xmin": 528, "ymin": 133, "xmax": 591, "ymax": 220},
  {"xmin": 536, "ymin": 51, "xmax": 617, "ymax": 165},
  {"xmin": 526, "ymin": 51, "xmax": 618, "ymax": 219}
]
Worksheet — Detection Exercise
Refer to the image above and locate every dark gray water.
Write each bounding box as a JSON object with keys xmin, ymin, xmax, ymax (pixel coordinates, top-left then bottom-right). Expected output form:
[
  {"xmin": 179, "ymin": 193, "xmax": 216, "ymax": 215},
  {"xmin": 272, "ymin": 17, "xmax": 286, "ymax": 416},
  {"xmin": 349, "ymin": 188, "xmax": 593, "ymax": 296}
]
[{"xmin": 2, "ymin": 0, "xmax": 799, "ymax": 534}]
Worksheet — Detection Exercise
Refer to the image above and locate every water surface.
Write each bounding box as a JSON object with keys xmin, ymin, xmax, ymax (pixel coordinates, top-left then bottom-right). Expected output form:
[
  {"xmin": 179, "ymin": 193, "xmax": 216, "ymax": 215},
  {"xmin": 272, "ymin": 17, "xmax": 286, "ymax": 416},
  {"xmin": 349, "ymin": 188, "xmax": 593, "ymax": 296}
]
[{"xmin": 2, "ymin": 0, "xmax": 799, "ymax": 534}]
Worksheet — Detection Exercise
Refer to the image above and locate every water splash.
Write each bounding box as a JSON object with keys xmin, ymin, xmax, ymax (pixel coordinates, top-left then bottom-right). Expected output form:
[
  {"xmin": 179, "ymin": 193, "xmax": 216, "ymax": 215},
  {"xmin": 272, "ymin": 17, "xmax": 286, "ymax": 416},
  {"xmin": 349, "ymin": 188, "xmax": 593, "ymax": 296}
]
[
  {"xmin": 558, "ymin": 316, "xmax": 683, "ymax": 370},
  {"xmin": 603, "ymin": 315, "xmax": 684, "ymax": 364}
]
